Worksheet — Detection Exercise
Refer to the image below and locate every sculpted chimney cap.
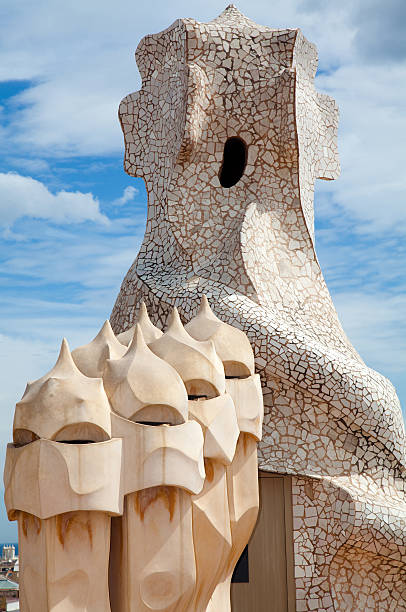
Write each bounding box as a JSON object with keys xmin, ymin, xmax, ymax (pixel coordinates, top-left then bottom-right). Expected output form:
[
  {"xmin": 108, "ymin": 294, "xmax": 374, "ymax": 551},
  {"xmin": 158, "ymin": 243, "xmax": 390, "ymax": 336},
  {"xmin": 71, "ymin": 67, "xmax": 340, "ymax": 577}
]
[
  {"xmin": 13, "ymin": 338, "xmax": 111, "ymax": 444},
  {"xmin": 116, "ymin": 302, "xmax": 163, "ymax": 346},
  {"xmin": 185, "ymin": 295, "xmax": 255, "ymax": 378},
  {"xmin": 149, "ymin": 307, "xmax": 226, "ymax": 398},
  {"xmin": 72, "ymin": 320, "xmax": 126, "ymax": 378},
  {"xmin": 104, "ymin": 324, "xmax": 188, "ymax": 425}
]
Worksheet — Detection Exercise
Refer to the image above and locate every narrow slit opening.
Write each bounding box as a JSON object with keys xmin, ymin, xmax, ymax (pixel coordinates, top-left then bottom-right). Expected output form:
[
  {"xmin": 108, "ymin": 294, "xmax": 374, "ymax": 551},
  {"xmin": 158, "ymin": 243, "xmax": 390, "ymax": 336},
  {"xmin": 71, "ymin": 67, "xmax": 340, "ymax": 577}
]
[
  {"xmin": 57, "ymin": 440, "xmax": 94, "ymax": 444},
  {"xmin": 136, "ymin": 421, "xmax": 172, "ymax": 426},
  {"xmin": 225, "ymin": 375, "xmax": 250, "ymax": 380}
]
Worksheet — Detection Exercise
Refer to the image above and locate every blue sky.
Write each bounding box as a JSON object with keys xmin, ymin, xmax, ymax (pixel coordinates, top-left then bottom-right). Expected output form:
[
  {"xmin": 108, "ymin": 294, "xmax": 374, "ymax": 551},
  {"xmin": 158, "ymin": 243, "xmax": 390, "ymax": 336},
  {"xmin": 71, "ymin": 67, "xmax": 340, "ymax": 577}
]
[{"xmin": 0, "ymin": 0, "xmax": 405, "ymax": 540}]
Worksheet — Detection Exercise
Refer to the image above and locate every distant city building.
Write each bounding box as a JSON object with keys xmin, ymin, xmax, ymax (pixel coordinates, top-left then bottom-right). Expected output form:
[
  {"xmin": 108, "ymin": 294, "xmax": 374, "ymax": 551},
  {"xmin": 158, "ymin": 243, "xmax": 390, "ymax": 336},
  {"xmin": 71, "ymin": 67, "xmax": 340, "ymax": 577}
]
[
  {"xmin": 1, "ymin": 548, "xmax": 15, "ymax": 563},
  {"xmin": 0, "ymin": 600, "xmax": 19, "ymax": 612},
  {"xmin": 0, "ymin": 574, "xmax": 19, "ymax": 612}
]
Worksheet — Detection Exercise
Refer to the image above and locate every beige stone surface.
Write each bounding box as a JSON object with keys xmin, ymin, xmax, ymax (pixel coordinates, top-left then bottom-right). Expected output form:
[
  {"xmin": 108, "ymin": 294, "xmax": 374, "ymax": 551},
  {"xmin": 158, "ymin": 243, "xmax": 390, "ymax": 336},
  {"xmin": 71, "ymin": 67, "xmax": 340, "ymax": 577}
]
[
  {"xmin": 110, "ymin": 489, "xmax": 196, "ymax": 612},
  {"xmin": 72, "ymin": 320, "xmax": 126, "ymax": 378},
  {"xmin": 209, "ymin": 433, "xmax": 260, "ymax": 611},
  {"xmin": 4, "ymin": 438, "xmax": 123, "ymax": 520},
  {"xmin": 225, "ymin": 375, "xmax": 263, "ymax": 441},
  {"xmin": 104, "ymin": 325, "xmax": 188, "ymax": 425},
  {"xmin": 185, "ymin": 295, "xmax": 254, "ymax": 377},
  {"xmin": 110, "ymin": 413, "xmax": 205, "ymax": 495},
  {"xmin": 18, "ymin": 510, "xmax": 111, "ymax": 612},
  {"xmin": 149, "ymin": 308, "xmax": 225, "ymax": 399},
  {"xmin": 116, "ymin": 301, "xmax": 163, "ymax": 346},
  {"xmin": 109, "ymin": 5, "xmax": 406, "ymax": 611},
  {"xmin": 188, "ymin": 395, "xmax": 239, "ymax": 465},
  {"xmin": 5, "ymin": 295, "xmax": 262, "ymax": 611},
  {"xmin": 13, "ymin": 338, "xmax": 111, "ymax": 444},
  {"xmin": 191, "ymin": 460, "xmax": 232, "ymax": 611}
]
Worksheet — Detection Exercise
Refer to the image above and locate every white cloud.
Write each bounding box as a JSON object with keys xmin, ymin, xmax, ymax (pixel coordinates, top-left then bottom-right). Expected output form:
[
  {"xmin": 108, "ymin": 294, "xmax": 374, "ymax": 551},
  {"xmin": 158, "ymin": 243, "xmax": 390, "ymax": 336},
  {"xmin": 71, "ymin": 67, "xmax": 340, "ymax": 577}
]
[
  {"xmin": 316, "ymin": 61, "xmax": 406, "ymax": 235},
  {"xmin": 0, "ymin": 172, "xmax": 108, "ymax": 226},
  {"xmin": 333, "ymin": 291, "xmax": 406, "ymax": 370},
  {"xmin": 112, "ymin": 185, "xmax": 139, "ymax": 206},
  {"xmin": 6, "ymin": 157, "xmax": 51, "ymax": 174},
  {"xmin": 8, "ymin": 74, "xmax": 128, "ymax": 156},
  {"xmin": 3, "ymin": 238, "xmax": 138, "ymax": 290},
  {"xmin": 351, "ymin": 0, "xmax": 406, "ymax": 63},
  {"xmin": 332, "ymin": 291, "xmax": 406, "ymax": 416},
  {"xmin": 0, "ymin": 0, "xmax": 359, "ymax": 156}
]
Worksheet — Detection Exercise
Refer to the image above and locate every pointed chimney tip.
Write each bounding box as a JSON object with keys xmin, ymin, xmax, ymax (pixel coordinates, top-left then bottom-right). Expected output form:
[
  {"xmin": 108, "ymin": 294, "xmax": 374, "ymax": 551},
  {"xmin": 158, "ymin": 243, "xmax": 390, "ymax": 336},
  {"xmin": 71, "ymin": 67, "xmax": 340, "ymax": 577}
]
[{"xmin": 128, "ymin": 323, "xmax": 147, "ymax": 352}]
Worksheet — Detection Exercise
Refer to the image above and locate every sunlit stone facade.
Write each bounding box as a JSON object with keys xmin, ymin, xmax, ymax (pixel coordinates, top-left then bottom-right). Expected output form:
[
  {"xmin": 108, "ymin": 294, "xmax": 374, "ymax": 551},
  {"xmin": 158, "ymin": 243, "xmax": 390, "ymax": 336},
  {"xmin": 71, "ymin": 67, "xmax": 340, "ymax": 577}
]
[
  {"xmin": 110, "ymin": 5, "xmax": 406, "ymax": 611},
  {"xmin": 5, "ymin": 301, "xmax": 263, "ymax": 611}
]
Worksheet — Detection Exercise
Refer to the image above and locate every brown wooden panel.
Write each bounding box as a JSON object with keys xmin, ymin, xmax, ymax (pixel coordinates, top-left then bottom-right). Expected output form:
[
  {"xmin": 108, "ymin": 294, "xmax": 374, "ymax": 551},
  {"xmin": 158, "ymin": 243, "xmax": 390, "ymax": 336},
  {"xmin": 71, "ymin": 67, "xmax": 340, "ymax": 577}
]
[{"xmin": 231, "ymin": 473, "xmax": 295, "ymax": 612}]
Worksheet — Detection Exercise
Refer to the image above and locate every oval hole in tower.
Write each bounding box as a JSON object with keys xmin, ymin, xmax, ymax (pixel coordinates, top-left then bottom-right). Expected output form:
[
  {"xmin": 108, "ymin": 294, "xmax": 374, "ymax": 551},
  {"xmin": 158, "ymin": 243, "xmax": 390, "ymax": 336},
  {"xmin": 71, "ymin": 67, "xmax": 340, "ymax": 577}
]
[{"xmin": 219, "ymin": 137, "xmax": 248, "ymax": 188}]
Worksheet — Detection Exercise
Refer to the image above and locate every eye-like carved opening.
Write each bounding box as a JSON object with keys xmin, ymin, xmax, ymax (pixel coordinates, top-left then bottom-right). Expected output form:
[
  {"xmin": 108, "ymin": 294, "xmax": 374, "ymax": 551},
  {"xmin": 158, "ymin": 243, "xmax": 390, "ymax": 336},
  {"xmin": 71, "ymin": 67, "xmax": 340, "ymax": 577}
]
[
  {"xmin": 13, "ymin": 429, "xmax": 40, "ymax": 447},
  {"xmin": 136, "ymin": 422, "xmax": 171, "ymax": 427},
  {"xmin": 59, "ymin": 440, "xmax": 95, "ymax": 444},
  {"xmin": 53, "ymin": 423, "xmax": 110, "ymax": 444},
  {"xmin": 219, "ymin": 137, "xmax": 248, "ymax": 188},
  {"xmin": 131, "ymin": 404, "xmax": 185, "ymax": 426},
  {"xmin": 224, "ymin": 361, "xmax": 251, "ymax": 379},
  {"xmin": 186, "ymin": 380, "xmax": 219, "ymax": 400}
]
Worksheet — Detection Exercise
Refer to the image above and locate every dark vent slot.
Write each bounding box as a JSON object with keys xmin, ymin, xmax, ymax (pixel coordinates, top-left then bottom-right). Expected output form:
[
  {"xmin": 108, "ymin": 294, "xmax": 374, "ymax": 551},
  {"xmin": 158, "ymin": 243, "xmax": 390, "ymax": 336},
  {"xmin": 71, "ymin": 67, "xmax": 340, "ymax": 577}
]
[
  {"xmin": 219, "ymin": 137, "xmax": 247, "ymax": 188},
  {"xmin": 136, "ymin": 421, "xmax": 171, "ymax": 426},
  {"xmin": 225, "ymin": 375, "xmax": 250, "ymax": 380},
  {"xmin": 188, "ymin": 395, "xmax": 208, "ymax": 401},
  {"xmin": 58, "ymin": 440, "xmax": 94, "ymax": 444}
]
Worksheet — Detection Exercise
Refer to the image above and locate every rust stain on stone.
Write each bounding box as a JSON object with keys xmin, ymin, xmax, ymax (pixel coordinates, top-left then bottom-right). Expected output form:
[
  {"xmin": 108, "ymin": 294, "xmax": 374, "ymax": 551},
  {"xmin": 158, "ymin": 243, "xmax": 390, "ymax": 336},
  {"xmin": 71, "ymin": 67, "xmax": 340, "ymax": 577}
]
[
  {"xmin": 134, "ymin": 486, "xmax": 177, "ymax": 522},
  {"xmin": 242, "ymin": 432, "xmax": 249, "ymax": 454},
  {"xmin": 21, "ymin": 512, "xmax": 41, "ymax": 538},
  {"xmin": 204, "ymin": 458, "xmax": 214, "ymax": 483},
  {"xmin": 56, "ymin": 512, "xmax": 93, "ymax": 549}
]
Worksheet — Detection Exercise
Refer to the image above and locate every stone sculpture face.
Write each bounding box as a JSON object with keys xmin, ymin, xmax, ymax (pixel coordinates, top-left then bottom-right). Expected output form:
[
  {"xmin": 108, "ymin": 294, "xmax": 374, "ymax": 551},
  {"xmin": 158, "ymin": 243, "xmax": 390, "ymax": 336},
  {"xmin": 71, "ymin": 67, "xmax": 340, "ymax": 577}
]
[
  {"xmin": 119, "ymin": 6, "xmax": 339, "ymax": 255},
  {"xmin": 112, "ymin": 6, "xmax": 405, "ymax": 471}
]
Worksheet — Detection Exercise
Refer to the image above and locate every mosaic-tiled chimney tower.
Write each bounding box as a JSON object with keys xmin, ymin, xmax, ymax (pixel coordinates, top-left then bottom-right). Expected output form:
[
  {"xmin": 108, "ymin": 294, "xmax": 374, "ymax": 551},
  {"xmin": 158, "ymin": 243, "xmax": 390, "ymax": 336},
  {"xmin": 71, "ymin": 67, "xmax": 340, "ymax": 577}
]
[
  {"xmin": 4, "ymin": 300, "xmax": 263, "ymax": 611},
  {"xmin": 111, "ymin": 5, "xmax": 406, "ymax": 611}
]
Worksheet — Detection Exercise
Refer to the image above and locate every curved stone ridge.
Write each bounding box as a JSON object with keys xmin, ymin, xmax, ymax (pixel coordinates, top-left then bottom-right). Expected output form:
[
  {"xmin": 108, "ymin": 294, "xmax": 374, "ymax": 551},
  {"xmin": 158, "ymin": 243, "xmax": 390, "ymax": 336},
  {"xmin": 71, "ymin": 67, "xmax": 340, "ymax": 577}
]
[
  {"xmin": 104, "ymin": 324, "xmax": 188, "ymax": 424},
  {"xmin": 5, "ymin": 298, "xmax": 263, "ymax": 611},
  {"xmin": 117, "ymin": 301, "xmax": 163, "ymax": 346},
  {"xmin": 13, "ymin": 338, "xmax": 112, "ymax": 444},
  {"xmin": 72, "ymin": 319, "xmax": 126, "ymax": 378},
  {"xmin": 110, "ymin": 6, "xmax": 406, "ymax": 611},
  {"xmin": 186, "ymin": 294, "xmax": 255, "ymax": 377},
  {"xmin": 149, "ymin": 306, "xmax": 226, "ymax": 398}
]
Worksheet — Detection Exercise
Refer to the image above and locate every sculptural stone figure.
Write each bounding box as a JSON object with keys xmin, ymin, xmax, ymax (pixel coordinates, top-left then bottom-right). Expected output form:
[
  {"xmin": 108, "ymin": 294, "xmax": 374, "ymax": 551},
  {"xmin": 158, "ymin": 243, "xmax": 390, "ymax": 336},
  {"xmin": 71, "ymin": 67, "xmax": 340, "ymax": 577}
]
[
  {"xmin": 5, "ymin": 300, "xmax": 263, "ymax": 611},
  {"xmin": 110, "ymin": 5, "xmax": 406, "ymax": 611}
]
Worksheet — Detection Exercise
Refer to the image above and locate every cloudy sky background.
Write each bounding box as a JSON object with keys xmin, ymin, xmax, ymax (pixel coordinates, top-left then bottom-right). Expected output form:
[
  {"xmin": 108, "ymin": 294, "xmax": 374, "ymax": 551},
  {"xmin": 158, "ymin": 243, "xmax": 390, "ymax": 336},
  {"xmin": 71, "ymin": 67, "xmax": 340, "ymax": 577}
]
[{"xmin": 0, "ymin": 0, "xmax": 405, "ymax": 540}]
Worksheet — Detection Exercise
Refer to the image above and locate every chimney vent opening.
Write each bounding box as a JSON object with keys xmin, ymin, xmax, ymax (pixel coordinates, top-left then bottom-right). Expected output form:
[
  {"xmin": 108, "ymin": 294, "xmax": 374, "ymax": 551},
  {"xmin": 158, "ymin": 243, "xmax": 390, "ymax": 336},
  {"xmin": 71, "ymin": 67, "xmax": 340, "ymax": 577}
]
[{"xmin": 219, "ymin": 137, "xmax": 247, "ymax": 188}]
